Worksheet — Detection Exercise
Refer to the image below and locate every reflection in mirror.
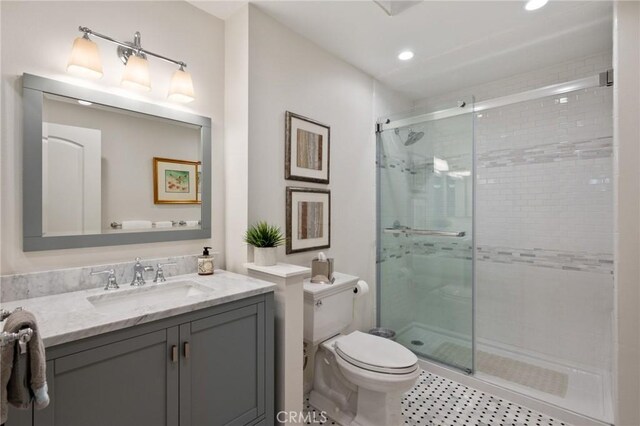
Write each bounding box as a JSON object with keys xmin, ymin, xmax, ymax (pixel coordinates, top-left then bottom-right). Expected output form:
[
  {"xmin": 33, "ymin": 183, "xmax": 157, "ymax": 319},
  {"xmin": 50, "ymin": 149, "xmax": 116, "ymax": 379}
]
[{"xmin": 42, "ymin": 93, "xmax": 202, "ymax": 237}]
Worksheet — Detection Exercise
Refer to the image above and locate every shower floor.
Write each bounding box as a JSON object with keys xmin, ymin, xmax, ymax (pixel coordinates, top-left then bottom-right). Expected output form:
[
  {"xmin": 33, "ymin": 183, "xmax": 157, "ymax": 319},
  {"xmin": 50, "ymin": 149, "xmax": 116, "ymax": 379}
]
[{"xmin": 395, "ymin": 324, "xmax": 612, "ymax": 423}]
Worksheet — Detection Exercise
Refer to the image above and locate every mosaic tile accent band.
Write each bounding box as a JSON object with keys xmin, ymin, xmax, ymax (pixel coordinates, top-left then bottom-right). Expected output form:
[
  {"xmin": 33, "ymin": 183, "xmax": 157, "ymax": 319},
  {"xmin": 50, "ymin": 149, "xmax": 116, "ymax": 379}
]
[
  {"xmin": 478, "ymin": 136, "xmax": 613, "ymax": 169},
  {"xmin": 379, "ymin": 239, "xmax": 613, "ymax": 275},
  {"xmin": 377, "ymin": 153, "xmax": 469, "ymax": 174},
  {"xmin": 476, "ymin": 246, "xmax": 613, "ymax": 275},
  {"xmin": 378, "ymin": 136, "xmax": 612, "ymax": 174}
]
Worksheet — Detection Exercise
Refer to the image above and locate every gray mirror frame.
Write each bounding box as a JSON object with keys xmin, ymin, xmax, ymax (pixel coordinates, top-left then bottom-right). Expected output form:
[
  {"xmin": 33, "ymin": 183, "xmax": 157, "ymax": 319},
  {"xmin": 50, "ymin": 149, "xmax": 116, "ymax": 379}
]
[{"xmin": 22, "ymin": 73, "xmax": 212, "ymax": 251}]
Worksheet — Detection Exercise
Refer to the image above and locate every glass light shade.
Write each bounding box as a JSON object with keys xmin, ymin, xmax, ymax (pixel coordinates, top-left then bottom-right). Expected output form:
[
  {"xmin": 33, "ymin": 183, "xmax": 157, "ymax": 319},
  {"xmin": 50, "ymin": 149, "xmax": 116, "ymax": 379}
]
[
  {"xmin": 67, "ymin": 36, "xmax": 103, "ymax": 79},
  {"xmin": 167, "ymin": 68, "xmax": 195, "ymax": 103},
  {"xmin": 121, "ymin": 55, "xmax": 151, "ymax": 91}
]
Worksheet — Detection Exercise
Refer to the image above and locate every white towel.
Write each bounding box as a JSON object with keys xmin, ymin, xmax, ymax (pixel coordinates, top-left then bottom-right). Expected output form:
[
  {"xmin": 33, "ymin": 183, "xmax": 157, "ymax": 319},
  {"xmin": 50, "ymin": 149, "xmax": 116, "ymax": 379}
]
[
  {"xmin": 185, "ymin": 220, "xmax": 199, "ymax": 227},
  {"xmin": 154, "ymin": 221, "xmax": 173, "ymax": 228},
  {"xmin": 121, "ymin": 220, "xmax": 152, "ymax": 230}
]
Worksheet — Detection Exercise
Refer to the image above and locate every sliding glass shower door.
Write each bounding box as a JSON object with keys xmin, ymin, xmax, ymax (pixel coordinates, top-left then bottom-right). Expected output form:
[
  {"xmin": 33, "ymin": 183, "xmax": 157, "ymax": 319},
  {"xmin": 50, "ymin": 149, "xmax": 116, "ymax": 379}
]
[{"xmin": 377, "ymin": 110, "xmax": 474, "ymax": 372}]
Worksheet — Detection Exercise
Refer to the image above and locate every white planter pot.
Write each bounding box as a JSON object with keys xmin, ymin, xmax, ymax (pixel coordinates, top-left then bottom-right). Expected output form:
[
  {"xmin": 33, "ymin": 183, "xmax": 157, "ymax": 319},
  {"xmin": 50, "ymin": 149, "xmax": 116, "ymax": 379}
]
[{"xmin": 254, "ymin": 247, "xmax": 277, "ymax": 267}]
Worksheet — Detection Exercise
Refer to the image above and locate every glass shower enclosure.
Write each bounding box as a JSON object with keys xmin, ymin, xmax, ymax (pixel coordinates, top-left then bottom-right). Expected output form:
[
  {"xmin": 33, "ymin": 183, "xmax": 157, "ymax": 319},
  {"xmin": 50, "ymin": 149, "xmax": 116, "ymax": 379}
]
[
  {"xmin": 376, "ymin": 70, "xmax": 614, "ymax": 423},
  {"xmin": 377, "ymin": 109, "xmax": 475, "ymax": 372}
]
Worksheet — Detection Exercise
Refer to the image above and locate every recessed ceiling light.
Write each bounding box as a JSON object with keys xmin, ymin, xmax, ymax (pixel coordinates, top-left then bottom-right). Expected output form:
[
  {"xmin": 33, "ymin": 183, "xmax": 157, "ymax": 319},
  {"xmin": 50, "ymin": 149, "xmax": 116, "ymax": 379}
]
[
  {"xmin": 525, "ymin": 0, "xmax": 548, "ymax": 11},
  {"xmin": 398, "ymin": 50, "xmax": 414, "ymax": 61},
  {"xmin": 77, "ymin": 100, "xmax": 92, "ymax": 106}
]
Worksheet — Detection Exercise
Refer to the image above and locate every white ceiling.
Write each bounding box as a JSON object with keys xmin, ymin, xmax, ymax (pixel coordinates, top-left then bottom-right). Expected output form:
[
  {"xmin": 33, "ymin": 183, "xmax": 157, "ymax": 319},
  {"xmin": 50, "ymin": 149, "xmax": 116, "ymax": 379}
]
[{"xmin": 191, "ymin": 1, "xmax": 613, "ymax": 101}]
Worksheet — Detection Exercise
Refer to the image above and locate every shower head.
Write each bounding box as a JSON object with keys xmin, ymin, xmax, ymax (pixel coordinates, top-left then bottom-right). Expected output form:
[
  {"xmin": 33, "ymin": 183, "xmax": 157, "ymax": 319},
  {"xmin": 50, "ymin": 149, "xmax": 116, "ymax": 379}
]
[
  {"xmin": 403, "ymin": 130, "xmax": 425, "ymax": 146},
  {"xmin": 394, "ymin": 128, "xmax": 425, "ymax": 146}
]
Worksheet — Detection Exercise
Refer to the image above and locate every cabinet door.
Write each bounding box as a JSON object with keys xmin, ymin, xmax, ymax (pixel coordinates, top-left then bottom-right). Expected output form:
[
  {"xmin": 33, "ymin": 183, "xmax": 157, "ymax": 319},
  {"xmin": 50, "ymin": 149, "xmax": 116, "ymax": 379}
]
[
  {"xmin": 35, "ymin": 328, "xmax": 179, "ymax": 426},
  {"xmin": 5, "ymin": 405, "xmax": 32, "ymax": 426},
  {"xmin": 180, "ymin": 303, "xmax": 265, "ymax": 426}
]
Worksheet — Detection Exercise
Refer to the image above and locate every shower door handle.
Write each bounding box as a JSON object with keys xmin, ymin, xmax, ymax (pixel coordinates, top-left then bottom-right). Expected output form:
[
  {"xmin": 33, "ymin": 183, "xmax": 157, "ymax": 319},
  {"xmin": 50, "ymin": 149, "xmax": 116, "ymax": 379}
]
[{"xmin": 383, "ymin": 227, "xmax": 466, "ymax": 237}]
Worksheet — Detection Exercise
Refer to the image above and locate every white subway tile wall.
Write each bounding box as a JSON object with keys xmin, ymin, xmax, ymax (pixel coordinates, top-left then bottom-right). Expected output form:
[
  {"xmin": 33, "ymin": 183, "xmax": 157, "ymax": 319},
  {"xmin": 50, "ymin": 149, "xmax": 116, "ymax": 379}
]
[{"xmin": 474, "ymin": 51, "xmax": 613, "ymax": 372}]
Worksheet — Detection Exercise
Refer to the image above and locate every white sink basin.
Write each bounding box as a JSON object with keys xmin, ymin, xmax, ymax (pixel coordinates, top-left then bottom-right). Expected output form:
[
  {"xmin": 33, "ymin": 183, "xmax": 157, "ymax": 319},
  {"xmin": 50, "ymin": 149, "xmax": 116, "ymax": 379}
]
[{"xmin": 87, "ymin": 280, "xmax": 212, "ymax": 312}]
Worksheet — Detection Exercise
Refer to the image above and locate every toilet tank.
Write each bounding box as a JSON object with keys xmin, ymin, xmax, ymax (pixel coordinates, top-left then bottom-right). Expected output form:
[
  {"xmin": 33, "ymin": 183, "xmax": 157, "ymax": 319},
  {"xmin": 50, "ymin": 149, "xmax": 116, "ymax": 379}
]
[{"xmin": 303, "ymin": 272, "xmax": 359, "ymax": 345}]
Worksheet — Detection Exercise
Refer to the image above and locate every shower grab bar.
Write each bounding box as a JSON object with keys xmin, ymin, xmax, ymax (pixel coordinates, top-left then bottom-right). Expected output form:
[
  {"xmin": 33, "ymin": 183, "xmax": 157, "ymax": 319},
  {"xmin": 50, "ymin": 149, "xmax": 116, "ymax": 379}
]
[{"xmin": 383, "ymin": 227, "xmax": 465, "ymax": 237}]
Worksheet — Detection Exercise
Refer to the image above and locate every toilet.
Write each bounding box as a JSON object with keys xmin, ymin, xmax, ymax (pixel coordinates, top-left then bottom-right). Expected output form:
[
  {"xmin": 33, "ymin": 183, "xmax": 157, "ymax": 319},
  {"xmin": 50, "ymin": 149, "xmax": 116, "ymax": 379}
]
[{"xmin": 304, "ymin": 273, "xmax": 420, "ymax": 426}]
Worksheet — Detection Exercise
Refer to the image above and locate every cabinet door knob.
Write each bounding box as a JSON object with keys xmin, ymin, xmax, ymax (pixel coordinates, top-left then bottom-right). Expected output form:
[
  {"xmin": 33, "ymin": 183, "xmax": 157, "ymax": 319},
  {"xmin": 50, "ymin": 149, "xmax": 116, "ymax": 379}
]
[
  {"xmin": 184, "ymin": 342, "xmax": 191, "ymax": 359},
  {"xmin": 171, "ymin": 345, "xmax": 178, "ymax": 363}
]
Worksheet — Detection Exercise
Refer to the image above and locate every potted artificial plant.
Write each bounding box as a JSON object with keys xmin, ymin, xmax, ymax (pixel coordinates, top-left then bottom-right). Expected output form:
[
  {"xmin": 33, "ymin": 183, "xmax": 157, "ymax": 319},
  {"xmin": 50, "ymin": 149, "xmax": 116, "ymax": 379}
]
[{"xmin": 244, "ymin": 221, "xmax": 285, "ymax": 267}]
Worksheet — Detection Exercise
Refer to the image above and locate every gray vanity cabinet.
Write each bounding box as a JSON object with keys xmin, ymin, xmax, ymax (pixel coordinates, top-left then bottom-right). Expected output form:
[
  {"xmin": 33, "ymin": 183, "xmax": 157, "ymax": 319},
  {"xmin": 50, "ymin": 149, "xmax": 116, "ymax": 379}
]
[
  {"xmin": 42, "ymin": 329, "xmax": 179, "ymax": 426},
  {"xmin": 6, "ymin": 405, "xmax": 33, "ymax": 426},
  {"xmin": 180, "ymin": 304, "xmax": 267, "ymax": 426},
  {"xmin": 16, "ymin": 293, "xmax": 274, "ymax": 426}
]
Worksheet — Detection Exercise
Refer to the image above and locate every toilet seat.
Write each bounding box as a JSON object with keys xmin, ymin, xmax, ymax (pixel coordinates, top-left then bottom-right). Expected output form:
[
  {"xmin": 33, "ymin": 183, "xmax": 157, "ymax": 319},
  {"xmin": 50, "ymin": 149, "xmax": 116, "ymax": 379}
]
[{"xmin": 334, "ymin": 331, "xmax": 418, "ymax": 375}]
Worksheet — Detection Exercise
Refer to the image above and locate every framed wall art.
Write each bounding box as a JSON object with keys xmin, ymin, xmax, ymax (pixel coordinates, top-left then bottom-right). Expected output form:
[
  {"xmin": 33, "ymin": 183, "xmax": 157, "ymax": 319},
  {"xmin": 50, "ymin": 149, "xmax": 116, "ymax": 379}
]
[
  {"xmin": 285, "ymin": 111, "xmax": 330, "ymax": 184},
  {"xmin": 153, "ymin": 157, "xmax": 201, "ymax": 204},
  {"xmin": 286, "ymin": 187, "xmax": 331, "ymax": 254}
]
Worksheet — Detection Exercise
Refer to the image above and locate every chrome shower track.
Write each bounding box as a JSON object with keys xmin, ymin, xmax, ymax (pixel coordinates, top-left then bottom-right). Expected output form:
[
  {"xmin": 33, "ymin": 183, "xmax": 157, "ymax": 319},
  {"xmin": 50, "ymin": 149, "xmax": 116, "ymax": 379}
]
[{"xmin": 379, "ymin": 69, "xmax": 613, "ymax": 132}]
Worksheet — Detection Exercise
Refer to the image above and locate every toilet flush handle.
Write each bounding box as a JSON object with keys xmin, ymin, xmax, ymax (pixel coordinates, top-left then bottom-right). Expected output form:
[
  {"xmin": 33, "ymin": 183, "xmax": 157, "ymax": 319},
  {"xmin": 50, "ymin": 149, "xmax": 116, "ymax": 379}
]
[{"xmin": 315, "ymin": 300, "xmax": 323, "ymax": 307}]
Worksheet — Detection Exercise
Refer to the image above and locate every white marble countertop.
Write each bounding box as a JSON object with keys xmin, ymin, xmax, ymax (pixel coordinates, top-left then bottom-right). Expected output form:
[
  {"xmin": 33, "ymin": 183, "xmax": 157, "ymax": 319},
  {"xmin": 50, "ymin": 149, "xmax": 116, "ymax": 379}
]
[{"xmin": 0, "ymin": 270, "xmax": 276, "ymax": 348}]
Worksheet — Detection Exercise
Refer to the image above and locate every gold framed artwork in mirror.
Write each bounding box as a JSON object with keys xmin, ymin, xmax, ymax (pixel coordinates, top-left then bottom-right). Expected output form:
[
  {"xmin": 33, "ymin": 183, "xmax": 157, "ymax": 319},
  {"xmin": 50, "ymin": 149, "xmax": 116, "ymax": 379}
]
[
  {"xmin": 153, "ymin": 157, "xmax": 201, "ymax": 204},
  {"xmin": 196, "ymin": 165, "xmax": 202, "ymax": 201},
  {"xmin": 285, "ymin": 111, "xmax": 330, "ymax": 184}
]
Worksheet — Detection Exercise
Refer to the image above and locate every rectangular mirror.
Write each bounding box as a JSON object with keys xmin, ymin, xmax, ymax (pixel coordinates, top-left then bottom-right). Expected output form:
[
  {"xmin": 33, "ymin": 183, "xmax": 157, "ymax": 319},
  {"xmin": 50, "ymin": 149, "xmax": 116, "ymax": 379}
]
[{"xmin": 23, "ymin": 74, "xmax": 211, "ymax": 251}]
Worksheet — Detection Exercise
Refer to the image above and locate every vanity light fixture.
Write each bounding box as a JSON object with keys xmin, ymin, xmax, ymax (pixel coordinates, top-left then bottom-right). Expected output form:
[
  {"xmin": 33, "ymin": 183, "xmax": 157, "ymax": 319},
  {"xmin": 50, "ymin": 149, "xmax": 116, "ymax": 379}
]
[
  {"xmin": 67, "ymin": 33, "xmax": 103, "ymax": 79},
  {"xmin": 121, "ymin": 55, "xmax": 152, "ymax": 92},
  {"xmin": 67, "ymin": 26, "xmax": 195, "ymax": 102},
  {"xmin": 167, "ymin": 65, "xmax": 195, "ymax": 103}
]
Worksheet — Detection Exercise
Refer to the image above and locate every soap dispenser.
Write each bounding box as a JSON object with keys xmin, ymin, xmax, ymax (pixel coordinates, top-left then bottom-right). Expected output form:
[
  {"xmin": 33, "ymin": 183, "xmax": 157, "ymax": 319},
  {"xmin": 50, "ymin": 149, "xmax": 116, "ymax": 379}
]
[{"xmin": 198, "ymin": 247, "xmax": 214, "ymax": 275}]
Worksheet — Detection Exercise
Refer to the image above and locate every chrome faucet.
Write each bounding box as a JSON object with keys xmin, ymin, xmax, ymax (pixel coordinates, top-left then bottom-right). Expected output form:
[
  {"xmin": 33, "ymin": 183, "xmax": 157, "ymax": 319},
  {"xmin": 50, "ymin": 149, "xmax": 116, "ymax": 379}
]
[
  {"xmin": 91, "ymin": 269, "xmax": 119, "ymax": 290},
  {"xmin": 154, "ymin": 262, "xmax": 176, "ymax": 283},
  {"xmin": 131, "ymin": 257, "xmax": 154, "ymax": 286}
]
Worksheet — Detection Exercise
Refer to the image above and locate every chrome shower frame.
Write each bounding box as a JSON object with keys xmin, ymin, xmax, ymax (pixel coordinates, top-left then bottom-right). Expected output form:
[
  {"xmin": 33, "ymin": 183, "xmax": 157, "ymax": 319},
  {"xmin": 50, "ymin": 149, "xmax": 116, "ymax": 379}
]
[
  {"xmin": 377, "ymin": 69, "xmax": 613, "ymax": 133},
  {"xmin": 375, "ymin": 68, "xmax": 614, "ymax": 370}
]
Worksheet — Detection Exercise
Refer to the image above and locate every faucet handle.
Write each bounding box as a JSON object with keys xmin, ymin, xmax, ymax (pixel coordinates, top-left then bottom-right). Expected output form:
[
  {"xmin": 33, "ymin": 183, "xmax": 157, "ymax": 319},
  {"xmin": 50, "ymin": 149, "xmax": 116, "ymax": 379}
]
[
  {"xmin": 136, "ymin": 258, "xmax": 153, "ymax": 272},
  {"xmin": 154, "ymin": 263, "xmax": 177, "ymax": 283},
  {"xmin": 91, "ymin": 269, "xmax": 119, "ymax": 290}
]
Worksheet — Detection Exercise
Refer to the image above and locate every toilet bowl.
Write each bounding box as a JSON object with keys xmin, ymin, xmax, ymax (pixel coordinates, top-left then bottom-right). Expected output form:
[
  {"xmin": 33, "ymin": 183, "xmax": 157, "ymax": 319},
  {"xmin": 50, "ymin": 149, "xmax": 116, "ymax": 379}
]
[
  {"xmin": 310, "ymin": 331, "xmax": 420, "ymax": 426},
  {"xmin": 304, "ymin": 273, "xmax": 421, "ymax": 426}
]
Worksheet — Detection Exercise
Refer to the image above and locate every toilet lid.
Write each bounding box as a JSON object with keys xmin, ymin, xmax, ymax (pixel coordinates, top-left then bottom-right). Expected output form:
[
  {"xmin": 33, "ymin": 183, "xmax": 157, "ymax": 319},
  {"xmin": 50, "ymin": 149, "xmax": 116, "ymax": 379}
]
[{"xmin": 335, "ymin": 331, "xmax": 418, "ymax": 374}]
